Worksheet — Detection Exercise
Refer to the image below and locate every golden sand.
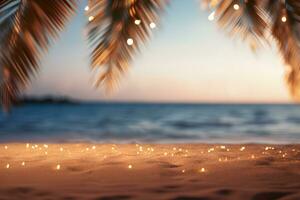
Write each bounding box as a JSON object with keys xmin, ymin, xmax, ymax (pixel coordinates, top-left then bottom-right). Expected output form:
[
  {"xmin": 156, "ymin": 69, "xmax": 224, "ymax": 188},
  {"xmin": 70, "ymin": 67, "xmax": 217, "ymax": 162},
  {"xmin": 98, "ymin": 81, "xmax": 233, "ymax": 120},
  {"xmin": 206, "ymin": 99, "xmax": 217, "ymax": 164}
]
[{"xmin": 1, "ymin": 143, "xmax": 300, "ymax": 200}]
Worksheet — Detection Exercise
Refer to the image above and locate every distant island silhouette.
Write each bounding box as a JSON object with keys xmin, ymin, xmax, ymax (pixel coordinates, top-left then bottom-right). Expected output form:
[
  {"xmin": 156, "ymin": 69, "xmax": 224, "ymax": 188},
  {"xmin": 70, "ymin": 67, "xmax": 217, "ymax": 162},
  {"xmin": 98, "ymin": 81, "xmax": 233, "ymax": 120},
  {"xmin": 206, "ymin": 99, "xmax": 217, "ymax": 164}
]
[{"xmin": 18, "ymin": 96, "xmax": 79, "ymax": 105}]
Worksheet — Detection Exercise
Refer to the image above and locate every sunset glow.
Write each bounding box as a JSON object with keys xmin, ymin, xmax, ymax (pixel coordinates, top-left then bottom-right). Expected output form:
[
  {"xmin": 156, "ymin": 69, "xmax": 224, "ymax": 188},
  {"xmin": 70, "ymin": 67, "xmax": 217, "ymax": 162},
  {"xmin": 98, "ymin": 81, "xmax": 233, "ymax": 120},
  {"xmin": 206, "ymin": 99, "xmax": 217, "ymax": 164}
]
[{"xmin": 26, "ymin": 1, "xmax": 290, "ymax": 103}]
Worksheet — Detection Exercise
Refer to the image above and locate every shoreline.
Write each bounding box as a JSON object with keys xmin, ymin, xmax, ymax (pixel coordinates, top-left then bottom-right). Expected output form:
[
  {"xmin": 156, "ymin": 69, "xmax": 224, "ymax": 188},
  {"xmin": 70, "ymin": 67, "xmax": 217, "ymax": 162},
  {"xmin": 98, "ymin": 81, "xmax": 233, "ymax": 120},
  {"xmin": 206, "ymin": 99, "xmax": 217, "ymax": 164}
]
[
  {"xmin": 2, "ymin": 140, "xmax": 300, "ymax": 145},
  {"xmin": 1, "ymin": 143, "xmax": 300, "ymax": 200}
]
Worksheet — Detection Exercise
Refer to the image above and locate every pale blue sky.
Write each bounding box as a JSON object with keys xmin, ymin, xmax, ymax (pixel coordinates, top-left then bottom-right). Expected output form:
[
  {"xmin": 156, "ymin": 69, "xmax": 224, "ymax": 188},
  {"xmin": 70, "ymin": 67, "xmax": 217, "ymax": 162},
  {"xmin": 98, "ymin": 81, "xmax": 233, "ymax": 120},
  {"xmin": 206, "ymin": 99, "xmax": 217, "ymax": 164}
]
[{"xmin": 27, "ymin": 0, "xmax": 291, "ymax": 103}]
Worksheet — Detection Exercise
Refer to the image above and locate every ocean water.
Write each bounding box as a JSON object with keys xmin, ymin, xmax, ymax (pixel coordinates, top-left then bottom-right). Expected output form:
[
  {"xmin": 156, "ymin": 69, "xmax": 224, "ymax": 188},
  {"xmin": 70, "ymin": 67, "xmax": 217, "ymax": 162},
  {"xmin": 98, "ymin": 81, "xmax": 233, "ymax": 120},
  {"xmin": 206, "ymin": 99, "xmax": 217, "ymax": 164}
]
[{"xmin": 1, "ymin": 103, "xmax": 300, "ymax": 143}]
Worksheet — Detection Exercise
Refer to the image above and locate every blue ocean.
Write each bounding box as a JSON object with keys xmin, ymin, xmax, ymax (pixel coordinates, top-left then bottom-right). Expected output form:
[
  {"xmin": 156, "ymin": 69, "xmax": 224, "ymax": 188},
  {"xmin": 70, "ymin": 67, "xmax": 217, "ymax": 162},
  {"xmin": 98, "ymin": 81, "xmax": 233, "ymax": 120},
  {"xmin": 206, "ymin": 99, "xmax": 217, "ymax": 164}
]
[{"xmin": 1, "ymin": 103, "xmax": 300, "ymax": 143}]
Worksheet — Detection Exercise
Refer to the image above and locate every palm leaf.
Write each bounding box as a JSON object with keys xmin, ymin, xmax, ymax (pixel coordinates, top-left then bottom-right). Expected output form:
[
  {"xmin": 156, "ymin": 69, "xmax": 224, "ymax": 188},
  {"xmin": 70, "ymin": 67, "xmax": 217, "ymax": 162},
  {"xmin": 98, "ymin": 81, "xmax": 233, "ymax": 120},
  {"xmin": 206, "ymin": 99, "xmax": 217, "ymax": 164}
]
[
  {"xmin": 213, "ymin": 0, "xmax": 269, "ymax": 51},
  {"xmin": 208, "ymin": 0, "xmax": 300, "ymax": 101},
  {"xmin": 87, "ymin": 0, "xmax": 167, "ymax": 91},
  {"xmin": 0, "ymin": 0, "xmax": 77, "ymax": 111},
  {"xmin": 262, "ymin": 0, "xmax": 300, "ymax": 100}
]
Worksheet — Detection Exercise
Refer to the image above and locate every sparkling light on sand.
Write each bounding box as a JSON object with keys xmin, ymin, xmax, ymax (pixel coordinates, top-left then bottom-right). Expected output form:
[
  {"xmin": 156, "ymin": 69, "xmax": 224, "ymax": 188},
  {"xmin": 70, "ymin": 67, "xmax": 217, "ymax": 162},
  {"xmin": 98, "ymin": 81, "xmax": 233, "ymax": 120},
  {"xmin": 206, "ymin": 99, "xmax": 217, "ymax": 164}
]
[
  {"xmin": 200, "ymin": 168, "xmax": 206, "ymax": 173},
  {"xmin": 2, "ymin": 144, "xmax": 300, "ymax": 179}
]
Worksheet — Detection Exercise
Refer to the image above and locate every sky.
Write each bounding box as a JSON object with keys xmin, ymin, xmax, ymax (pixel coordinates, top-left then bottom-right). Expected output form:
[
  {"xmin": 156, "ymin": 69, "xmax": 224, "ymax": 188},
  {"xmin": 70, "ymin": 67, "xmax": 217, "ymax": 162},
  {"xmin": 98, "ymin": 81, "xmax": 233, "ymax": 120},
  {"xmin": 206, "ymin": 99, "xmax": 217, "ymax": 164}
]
[{"xmin": 26, "ymin": 0, "xmax": 291, "ymax": 103}]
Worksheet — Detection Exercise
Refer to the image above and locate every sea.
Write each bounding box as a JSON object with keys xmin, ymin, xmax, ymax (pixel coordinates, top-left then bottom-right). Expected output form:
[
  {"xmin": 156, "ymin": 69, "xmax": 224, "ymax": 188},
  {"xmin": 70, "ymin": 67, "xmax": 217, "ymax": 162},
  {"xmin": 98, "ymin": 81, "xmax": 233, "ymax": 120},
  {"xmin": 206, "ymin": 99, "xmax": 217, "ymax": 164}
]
[{"xmin": 1, "ymin": 103, "xmax": 300, "ymax": 143}]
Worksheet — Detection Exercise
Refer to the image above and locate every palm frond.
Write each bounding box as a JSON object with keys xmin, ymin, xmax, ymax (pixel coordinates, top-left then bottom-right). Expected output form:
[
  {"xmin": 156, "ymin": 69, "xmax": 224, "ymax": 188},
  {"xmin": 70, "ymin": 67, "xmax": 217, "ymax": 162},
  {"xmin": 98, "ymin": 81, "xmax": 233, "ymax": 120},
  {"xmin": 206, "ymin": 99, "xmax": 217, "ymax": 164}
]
[
  {"xmin": 213, "ymin": 0, "xmax": 269, "ymax": 51},
  {"xmin": 87, "ymin": 0, "xmax": 167, "ymax": 91},
  {"xmin": 0, "ymin": 0, "xmax": 77, "ymax": 111},
  {"xmin": 207, "ymin": 0, "xmax": 300, "ymax": 101},
  {"xmin": 286, "ymin": 0, "xmax": 300, "ymax": 22},
  {"xmin": 264, "ymin": 0, "xmax": 300, "ymax": 100}
]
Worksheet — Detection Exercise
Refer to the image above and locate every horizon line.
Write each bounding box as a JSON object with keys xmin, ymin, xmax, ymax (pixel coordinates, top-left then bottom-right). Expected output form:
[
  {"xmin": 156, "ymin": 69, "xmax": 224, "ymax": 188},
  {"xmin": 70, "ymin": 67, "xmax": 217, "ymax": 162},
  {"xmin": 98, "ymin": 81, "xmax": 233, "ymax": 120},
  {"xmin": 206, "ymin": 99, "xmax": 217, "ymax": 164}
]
[{"xmin": 21, "ymin": 96, "xmax": 295, "ymax": 105}]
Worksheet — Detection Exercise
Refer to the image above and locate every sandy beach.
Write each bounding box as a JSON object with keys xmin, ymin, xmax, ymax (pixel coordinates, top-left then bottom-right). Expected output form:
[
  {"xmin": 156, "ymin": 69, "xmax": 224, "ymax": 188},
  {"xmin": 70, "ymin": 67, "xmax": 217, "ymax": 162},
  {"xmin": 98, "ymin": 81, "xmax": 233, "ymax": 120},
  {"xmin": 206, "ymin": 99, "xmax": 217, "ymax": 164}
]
[{"xmin": 0, "ymin": 143, "xmax": 300, "ymax": 200}]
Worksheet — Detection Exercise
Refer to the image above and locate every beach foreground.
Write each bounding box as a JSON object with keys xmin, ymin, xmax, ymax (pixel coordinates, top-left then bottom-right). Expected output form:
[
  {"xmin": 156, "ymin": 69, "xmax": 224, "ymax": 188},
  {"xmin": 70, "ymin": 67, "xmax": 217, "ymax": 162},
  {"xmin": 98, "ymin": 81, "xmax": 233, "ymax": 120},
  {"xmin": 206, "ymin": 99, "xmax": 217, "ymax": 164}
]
[{"xmin": 1, "ymin": 143, "xmax": 300, "ymax": 200}]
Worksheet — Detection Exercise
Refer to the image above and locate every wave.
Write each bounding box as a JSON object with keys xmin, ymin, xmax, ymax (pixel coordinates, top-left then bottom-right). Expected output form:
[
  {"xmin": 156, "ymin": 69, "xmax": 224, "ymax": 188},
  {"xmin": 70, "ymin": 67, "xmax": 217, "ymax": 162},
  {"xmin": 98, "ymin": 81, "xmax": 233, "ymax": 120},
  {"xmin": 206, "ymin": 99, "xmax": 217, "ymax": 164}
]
[
  {"xmin": 167, "ymin": 121, "xmax": 233, "ymax": 129},
  {"xmin": 243, "ymin": 119, "xmax": 278, "ymax": 125},
  {"xmin": 1, "ymin": 103, "xmax": 300, "ymax": 143}
]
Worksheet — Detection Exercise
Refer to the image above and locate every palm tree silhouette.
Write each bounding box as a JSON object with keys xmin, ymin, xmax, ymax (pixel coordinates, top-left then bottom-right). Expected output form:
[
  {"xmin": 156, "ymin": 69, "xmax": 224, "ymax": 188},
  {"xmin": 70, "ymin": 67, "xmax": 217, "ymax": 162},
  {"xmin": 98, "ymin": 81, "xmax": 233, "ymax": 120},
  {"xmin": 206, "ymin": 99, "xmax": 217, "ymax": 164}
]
[{"xmin": 1, "ymin": 0, "xmax": 300, "ymax": 111}]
